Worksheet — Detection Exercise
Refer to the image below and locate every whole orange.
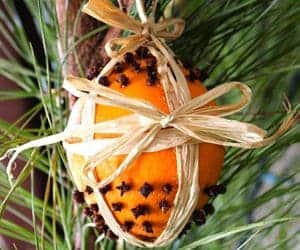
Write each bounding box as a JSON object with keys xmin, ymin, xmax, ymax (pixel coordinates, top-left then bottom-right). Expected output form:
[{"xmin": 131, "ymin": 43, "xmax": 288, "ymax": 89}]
[{"xmin": 88, "ymin": 48, "xmax": 225, "ymax": 240}]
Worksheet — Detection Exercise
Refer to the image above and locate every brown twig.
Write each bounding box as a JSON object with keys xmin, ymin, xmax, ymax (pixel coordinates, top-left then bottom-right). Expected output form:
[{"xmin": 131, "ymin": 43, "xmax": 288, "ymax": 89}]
[
  {"xmin": 55, "ymin": 0, "xmax": 133, "ymax": 247},
  {"xmin": 56, "ymin": 0, "xmax": 133, "ymax": 76},
  {"xmin": 56, "ymin": 0, "xmax": 133, "ymax": 106}
]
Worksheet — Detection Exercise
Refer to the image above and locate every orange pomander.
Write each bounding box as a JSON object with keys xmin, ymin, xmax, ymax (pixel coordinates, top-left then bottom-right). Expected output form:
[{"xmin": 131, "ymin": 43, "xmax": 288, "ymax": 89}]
[{"xmin": 84, "ymin": 47, "xmax": 225, "ymax": 241}]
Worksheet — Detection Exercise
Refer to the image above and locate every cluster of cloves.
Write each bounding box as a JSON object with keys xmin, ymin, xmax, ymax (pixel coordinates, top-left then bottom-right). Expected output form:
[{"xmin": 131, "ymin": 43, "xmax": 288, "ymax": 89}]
[
  {"xmin": 86, "ymin": 48, "xmax": 207, "ymax": 96},
  {"xmin": 88, "ymin": 46, "xmax": 160, "ymax": 89},
  {"xmin": 74, "ymin": 181, "xmax": 226, "ymax": 240},
  {"xmin": 180, "ymin": 183, "xmax": 227, "ymax": 237},
  {"xmin": 125, "ymin": 46, "xmax": 159, "ymax": 86},
  {"xmin": 114, "ymin": 181, "xmax": 173, "ymax": 212},
  {"xmin": 73, "ymin": 181, "xmax": 175, "ymax": 238},
  {"xmin": 73, "ymin": 187, "xmax": 118, "ymax": 240}
]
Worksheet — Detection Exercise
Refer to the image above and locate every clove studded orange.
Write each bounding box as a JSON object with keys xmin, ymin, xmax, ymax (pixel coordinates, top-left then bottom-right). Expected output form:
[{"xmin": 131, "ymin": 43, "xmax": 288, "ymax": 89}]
[{"xmin": 75, "ymin": 47, "xmax": 225, "ymax": 241}]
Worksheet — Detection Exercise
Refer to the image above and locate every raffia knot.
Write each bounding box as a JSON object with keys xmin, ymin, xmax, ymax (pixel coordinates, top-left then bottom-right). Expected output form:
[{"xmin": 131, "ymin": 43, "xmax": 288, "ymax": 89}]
[
  {"xmin": 2, "ymin": 0, "xmax": 297, "ymax": 248},
  {"xmin": 141, "ymin": 23, "xmax": 152, "ymax": 39},
  {"xmin": 160, "ymin": 114, "xmax": 174, "ymax": 128}
]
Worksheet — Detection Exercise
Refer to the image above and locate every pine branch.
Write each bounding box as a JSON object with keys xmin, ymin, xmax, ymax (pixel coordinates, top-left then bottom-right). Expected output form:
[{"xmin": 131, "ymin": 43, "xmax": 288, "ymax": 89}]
[{"xmin": 0, "ymin": 1, "xmax": 299, "ymax": 249}]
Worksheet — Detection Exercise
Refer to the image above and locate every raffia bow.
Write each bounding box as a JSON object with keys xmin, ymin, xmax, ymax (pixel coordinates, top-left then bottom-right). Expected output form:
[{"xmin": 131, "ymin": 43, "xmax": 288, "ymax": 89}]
[{"xmin": 1, "ymin": 0, "xmax": 299, "ymax": 248}]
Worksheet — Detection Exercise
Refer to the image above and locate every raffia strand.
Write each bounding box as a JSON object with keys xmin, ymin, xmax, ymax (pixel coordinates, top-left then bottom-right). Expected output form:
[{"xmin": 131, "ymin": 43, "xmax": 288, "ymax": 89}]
[{"xmin": 1, "ymin": 0, "xmax": 299, "ymax": 247}]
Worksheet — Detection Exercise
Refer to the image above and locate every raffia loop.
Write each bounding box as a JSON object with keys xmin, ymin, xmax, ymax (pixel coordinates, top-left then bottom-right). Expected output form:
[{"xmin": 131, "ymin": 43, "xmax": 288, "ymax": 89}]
[
  {"xmin": 83, "ymin": 0, "xmax": 143, "ymax": 34},
  {"xmin": 83, "ymin": 0, "xmax": 185, "ymax": 40},
  {"xmin": 83, "ymin": 0, "xmax": 185, "ymax": 61},
  {"xmin": 1, "ymin": 0, "xmax": 299, "ymax": 248},
  {"xmin": 63, "ymin": 77, "xmax": 297, "ymax": 152},
  {"xmin": 105, "ymin": 35, "xmax": 147, "ymax": 58}
]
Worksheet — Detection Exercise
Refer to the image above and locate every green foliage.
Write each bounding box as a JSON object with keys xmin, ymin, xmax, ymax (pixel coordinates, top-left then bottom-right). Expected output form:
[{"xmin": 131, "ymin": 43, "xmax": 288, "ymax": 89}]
[{"xmin": 0, "ymin": 0, "xmax": 299, "ymax": 249}]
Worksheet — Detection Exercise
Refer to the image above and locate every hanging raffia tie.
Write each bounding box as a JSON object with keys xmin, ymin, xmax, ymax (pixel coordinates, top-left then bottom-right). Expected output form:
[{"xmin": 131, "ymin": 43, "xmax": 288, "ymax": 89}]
[{"xmin": 1, "ymin": 0, "xmax": 299, "ymax": 247}]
